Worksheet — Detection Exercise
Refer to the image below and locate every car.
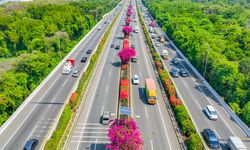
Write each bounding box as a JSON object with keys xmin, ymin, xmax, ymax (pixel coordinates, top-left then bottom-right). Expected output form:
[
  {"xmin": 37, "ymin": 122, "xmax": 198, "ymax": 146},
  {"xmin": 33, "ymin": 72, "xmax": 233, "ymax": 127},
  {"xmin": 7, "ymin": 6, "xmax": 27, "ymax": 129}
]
[
  {"xmin": 151, "ymin": 34, "xmax": 156, "ymax": 39},
  {"xmin": 132, "ymin": 74, "xmax": 139, "ymax": 84},
  {"xmin": 172, "ymin": 57, "xmax": 179, "ymax": 65},
  {"xmin": 155, "ymin": 42, "xmax": 160, "ymax": 47},
  {"xmin": 111, "ymin": 44, "xmax": 115, "ymax": 48},
  {"xmin": 24, "ymin": 139, "xmax": 38, "ymax": 150},
  {"xmin": 180, "ymin": 69, "xmax": 187, "ymax": 77},
  {"xmin": 72, "ymin": 70, "xmax": 80, "ymax": 77},
  {"xmin": 81, "ymin": 56, "xmax": 87, "ymax": 63},
  {"xmin": 131, "ymin": 44, "xmax": 135, "ymax": 49},
  {"xmin": 162, "ymin": 50, "xmax": 169, "ymax": 60},
  {"xmin": 102, "ymin": 111, "xmax": 111, "ymax": 125},
  {"xmin": 97, "ymin": 26, "xmax": 102, "ymax": 30},
  {"xmin": 202, "ymin": 129, "xmax": 220, "ymax": 149},
  {"xmin": 86, "ymin": 49, "xmax": 92, "ymax": 54},
  {"xmin": 205, "ymin": 105, "xmax": 218, "ymax": 120},
  {"xmin": 171, "ymin": 68, "xmax": 179, "ymax": 78},
  {"xmin": 115, "ymin": 45, "xmax": 120, "ymax": 49}
]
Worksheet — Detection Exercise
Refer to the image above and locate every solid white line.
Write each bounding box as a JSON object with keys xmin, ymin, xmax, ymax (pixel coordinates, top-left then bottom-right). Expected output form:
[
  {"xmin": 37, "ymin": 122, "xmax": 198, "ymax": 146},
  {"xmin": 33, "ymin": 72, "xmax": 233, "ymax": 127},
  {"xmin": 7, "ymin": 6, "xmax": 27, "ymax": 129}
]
[
  {"xmin": 27, "ymin": 125, "xmax": 37, "ymax": 140},
  {"xmin": 94, "ymin": 139, "xmax": 97, "ymax": 150},
  {"xmin": 1, "ymin": 74, "xmax": 61, "ymax": 150},
  {"xmin": 156, "ymin": 103, "xmax": 172, "ymax": 150},
  {"xmin": 144, "ymin": 107, "xmax": 148, "ymax": 119},
  {"xmin": 109, "ymin": 70, "xmax": 112, "ymax": 76},
  {"xmin": 150, "ymin": 139, "xmax": 154, "ymax": 150}
]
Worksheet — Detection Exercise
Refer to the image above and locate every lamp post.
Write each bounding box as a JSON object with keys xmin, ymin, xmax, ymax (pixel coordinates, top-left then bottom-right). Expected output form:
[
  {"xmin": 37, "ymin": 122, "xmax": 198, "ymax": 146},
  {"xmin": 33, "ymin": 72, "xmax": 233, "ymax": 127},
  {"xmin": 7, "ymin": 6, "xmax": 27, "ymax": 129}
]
[{"xmin": 203, "ymin": 43, "xmax": 210, "ymax": 78}]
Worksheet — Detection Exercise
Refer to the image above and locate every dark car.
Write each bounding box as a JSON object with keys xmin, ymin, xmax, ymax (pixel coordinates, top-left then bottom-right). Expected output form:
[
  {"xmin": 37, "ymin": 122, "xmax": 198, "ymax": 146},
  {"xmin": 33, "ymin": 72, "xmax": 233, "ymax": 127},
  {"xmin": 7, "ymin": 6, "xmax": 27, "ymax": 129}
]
[
  {"xmin": 115, "ymin": 45, "xmax": 120, "ymax": 50},
  {"xmin": 171, "ymin": 68, "xmax": 179, "ymax": 78},
  {"xmin": 86, "ymin": 49, "xmax": 92, "ymax": 54},
  {"xmin": 172, "ymin": 57, "xmax": 179, "ymax": 65},
  {"xmin": 81, "ymin": 56, "xmax": 87, "ymax": 63},
  {"xmin": 24, "ymin": 139, "xmax": 38, "ymax": 150},
  {"xmin": 111, "ymin": 44, "xmax": 115, "ymax": 48},
  {"xmin": 131, "ymin": 44, "xmax": 135, "ymax": 49},
  {"xmin": 202, "ymin": 129, "xmax": 220, "ymax": 149},
  {"xmin": 180, "ymin": 69, "xmax": 187, "ymax": 77}
]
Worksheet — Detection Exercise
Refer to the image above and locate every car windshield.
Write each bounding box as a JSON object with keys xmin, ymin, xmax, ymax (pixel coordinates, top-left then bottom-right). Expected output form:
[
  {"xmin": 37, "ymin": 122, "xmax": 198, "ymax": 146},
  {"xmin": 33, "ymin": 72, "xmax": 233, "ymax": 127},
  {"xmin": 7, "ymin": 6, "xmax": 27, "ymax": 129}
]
[
  {"xmin": 209, "ymin": 135, "xmax": 218, "ymax": 142},
  {"xmin": 210, "ymin": 110, "xmax": 217, "ymax": 115}
]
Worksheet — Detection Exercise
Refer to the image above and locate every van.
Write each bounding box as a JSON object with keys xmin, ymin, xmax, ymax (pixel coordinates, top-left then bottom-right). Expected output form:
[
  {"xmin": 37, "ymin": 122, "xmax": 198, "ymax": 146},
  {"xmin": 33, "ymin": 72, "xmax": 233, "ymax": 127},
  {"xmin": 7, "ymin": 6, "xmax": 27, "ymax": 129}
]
[
  {"xmin": 228, "ymin": 136, "xmax": 247, "ymax": 150},
  {"xmin": 162, "ymin": 50, "xmax": 169, "ymax": 60},
  {"xmin": 102, "ymin": 111, "xmax": 111, "ymax": 125}
]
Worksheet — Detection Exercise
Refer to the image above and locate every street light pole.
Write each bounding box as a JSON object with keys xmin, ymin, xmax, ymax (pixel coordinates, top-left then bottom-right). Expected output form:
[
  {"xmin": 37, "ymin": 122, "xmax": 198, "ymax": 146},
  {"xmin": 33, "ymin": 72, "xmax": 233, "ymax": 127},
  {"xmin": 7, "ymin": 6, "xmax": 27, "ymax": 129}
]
[{"xmin": 203, "ymin": 43, "xmax": 210, "ymax": 78}]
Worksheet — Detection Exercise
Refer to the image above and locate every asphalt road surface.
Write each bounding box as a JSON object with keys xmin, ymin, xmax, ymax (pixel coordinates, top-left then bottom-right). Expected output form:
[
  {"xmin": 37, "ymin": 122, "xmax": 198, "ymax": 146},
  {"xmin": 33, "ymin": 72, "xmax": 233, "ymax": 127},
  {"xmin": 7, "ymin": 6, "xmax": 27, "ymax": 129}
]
[
  {"xmin": 0, "ymin": 3, "xmax": 122, "ymax": 150},
  {"xmin": 138, "ymin": 1, "xmax": 250, "ymax": 149},
  {"xmin": 65, "ymin": 1, "xmax": 181, "ymax": 150}
]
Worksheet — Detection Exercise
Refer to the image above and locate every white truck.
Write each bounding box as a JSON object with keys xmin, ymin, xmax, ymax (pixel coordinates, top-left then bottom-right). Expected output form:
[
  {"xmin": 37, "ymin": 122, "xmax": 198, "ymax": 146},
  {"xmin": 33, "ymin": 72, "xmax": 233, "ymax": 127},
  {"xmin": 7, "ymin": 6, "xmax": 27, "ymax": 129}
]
[
  {"xmin": 228, "ymin": 136, "xmax": 247, "ymax": 150},
  {"xmin": 149, "ymin": 27, "xmax": 154, "ymax": 33},
  {"xmin": 62, "ymin": 58, "xmax": 74, "ymax": 75}
]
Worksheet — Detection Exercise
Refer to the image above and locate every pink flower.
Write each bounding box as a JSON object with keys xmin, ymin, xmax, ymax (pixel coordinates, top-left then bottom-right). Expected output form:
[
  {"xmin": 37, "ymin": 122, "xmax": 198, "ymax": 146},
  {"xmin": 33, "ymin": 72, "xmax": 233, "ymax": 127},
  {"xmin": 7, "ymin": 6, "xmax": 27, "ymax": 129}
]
[{"xmin": 118, "ymin": 48, "xmax": 136, "ymax": 64}]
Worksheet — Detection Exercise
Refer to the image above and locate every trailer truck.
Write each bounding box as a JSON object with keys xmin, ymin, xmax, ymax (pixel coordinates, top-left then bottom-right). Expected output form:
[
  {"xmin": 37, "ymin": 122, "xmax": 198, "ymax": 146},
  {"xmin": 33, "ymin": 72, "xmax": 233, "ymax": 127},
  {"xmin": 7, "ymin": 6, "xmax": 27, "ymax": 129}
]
[
  {"xmin": 62, "ymin": 58, "xmax": 74, "ymax": 74},
  {"xmin": 145, "ymin": 79, "xmax": 157, "ymax": 104}
]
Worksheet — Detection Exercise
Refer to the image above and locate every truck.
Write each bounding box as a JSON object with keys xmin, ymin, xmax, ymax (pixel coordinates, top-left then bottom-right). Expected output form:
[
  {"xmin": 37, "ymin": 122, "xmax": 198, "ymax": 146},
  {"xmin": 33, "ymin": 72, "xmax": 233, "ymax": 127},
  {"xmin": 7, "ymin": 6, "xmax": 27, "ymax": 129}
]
[
  {"xmin": 227, "ymin": 136, "xmax": 247, "ymax": 150},
  {"xmin": 145, "ymin": 79, "xmax": 157, "ymax": 104},
  {"xmin": 62, "ymin": 58, "xmax": 74, "ymax": 74},
  {"xmin": 159, "ymin": 35, "xmax": 164, "ymax": 43}
]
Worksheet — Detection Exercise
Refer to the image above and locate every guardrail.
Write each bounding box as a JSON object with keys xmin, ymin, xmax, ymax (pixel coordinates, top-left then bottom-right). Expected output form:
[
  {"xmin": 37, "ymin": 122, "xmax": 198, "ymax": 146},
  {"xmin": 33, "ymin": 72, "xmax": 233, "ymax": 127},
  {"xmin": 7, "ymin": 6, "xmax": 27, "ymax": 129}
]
[
  {"xmin": 136, "ymin": 2, "xmax": 187, "ymax": 149},
  {"xmin": 41, "ymin": 2, "xmax": 124, "ymax": 149},
  {"xmin": 140, "ymin": 2, "xmax": 250, "ymax": 138}
]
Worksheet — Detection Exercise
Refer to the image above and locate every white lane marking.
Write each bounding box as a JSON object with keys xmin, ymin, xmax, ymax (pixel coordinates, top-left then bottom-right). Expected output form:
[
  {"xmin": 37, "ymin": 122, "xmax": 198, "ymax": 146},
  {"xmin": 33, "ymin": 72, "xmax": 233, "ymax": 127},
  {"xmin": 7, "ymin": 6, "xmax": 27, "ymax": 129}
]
[
  {"xmin": 150, "ymin": 139, "xmax": 154, "ymax": 150},
  {"xmin": 105, "ymin": 85, "xmax": 109, "ymax": 93},
  {"xmin": 76, "ymin": 127, "xmax": 109, "ymax": 130},
  {"xmin": 33, "ymin": 130, "xmax": 47, "ymax": 133},
  {"xmin": 27, "ymin": 125, "xmax": 37, "ymax": 140},
  {"xmin": 182, "ymin": 81, "xmax": 202, "ymax": 109},
  {"xmin": 48, "ymin": 97, "xmax": 56, "ymax": 108},
  {"xmin": 144, "ymin": 107, "xmax": 148, "ymax": 119},
  {"xmin": 140, "ymin": 70, "xmax": 142, "ymax": 77},
  {"xmin": 101, "ymin": 106, "xmax": 104, "ymax": 116},
  {"xmin": 94, "ymin": 139, "xmax": 97, "ymax": 150},
  {"xmin": 177, "ymin": 58, "xmax": 236, "ymax": 136},
  {"xmin": 156, "ymin": 103, "xmax": 172, "ymax": 150},
  {"xmin": 62, "ymin": 79, "xmax": 67, "ymax": 87},
  {"xmin": 73, "ymin": 131, "xmax": 108, "ymax": 134},
  {"xmin": 73, "ymin": 136, "xmax": 107, "ymax": 138},
  {"xmin": 135, "ymin": 115, "xmax": 140, "ymax": 118},
  {"xmin": 111, "ymin": 113, "xmax": 115, "ymax": 116},
  {"xmin": 109, "ymin": 70, "xmax": 112, "ymax": 76},
  {"xmin": 1, "ymin": 74, "xmax": 61, "ymax": 150},
  {"xmin": 70, "ymin": 140, "xmax": 109, "ymax": 143}
]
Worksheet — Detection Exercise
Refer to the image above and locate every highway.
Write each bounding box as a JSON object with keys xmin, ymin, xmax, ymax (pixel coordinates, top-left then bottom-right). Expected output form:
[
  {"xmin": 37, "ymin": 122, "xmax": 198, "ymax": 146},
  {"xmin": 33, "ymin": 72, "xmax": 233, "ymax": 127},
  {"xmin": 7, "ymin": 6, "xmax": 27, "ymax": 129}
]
[
  {"xmin": 138, "ymin": 0, "xmax": 250, "ymax": 149},
  {"xmin": 65, "ymin": 1, "xmax": 181, "ymax": 150},
  {"xmin": 0, "ymin": 3, "xmax": 122, "ymax": 150}
]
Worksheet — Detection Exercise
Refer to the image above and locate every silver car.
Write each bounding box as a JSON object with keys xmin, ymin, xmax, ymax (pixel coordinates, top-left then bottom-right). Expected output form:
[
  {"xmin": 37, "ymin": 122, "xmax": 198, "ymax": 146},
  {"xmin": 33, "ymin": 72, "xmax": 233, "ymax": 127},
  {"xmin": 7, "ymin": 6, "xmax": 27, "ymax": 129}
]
[
  {"xmin": 205, "ymin": 105, "xmax": 218, "ymax": 120},
  {"xmin": 102, "ymin": 111, "xmax": 111, "ymax": 125}
]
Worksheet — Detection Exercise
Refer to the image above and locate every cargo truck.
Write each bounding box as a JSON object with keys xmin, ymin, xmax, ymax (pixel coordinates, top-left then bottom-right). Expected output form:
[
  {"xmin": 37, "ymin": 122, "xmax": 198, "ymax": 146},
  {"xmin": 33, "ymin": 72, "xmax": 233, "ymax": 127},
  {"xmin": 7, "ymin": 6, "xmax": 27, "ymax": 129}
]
[
  {"xmin": 62, "ymin": 58, "xmax": 74, "ymax": 74},
  {"xmin": 159, "ymin": 35, "xmax": 164, "ymax": 43},
  {"xmin": 145, "ymin": 79, "xmax": 157, "ymax": 104},
  {"xmin": 228, "ymin": 136, "xmax": 247, "ymax": 150}
]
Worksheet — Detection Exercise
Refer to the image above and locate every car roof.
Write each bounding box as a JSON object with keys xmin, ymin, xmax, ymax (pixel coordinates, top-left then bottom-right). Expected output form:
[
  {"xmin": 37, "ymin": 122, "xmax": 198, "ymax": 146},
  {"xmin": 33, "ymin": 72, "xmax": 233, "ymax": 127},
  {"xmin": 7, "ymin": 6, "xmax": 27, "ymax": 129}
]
[
  {"xmin": 103, "ymin": 111, "xmax": 110, "ymax": 117},
  {"xmin": 206, "ymin": 105, "xmax": 216, "ymax": 111},
  {"xmin": 25, "ymin": 139, "xmax": 37, "ymax": 148}
]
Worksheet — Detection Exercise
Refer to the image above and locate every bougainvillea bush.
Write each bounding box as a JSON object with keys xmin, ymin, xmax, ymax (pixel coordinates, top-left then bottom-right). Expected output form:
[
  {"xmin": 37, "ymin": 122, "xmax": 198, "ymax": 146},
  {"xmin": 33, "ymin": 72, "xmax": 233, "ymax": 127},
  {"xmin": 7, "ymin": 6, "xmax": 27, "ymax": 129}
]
[
  {"xmin": 118, "ymin": 48, "xmax": 136, "ymax": 64},
  {"xmin": 106, "ymin": 118, "xmax": 143, "ymax": 150},
  {"xmin": 122, "ymin": 26, "xmax": 133, "ymax": 35}
]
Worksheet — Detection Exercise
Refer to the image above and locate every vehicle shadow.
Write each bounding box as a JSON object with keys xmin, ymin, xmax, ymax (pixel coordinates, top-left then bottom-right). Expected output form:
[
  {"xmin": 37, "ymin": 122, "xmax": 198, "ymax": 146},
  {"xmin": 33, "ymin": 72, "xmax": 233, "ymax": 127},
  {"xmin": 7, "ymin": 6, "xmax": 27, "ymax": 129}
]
[
  {"xmin": 84, "ymin": 143, "xmax": 107, "ymax": 150},
  {"xmin": 138, "ymin": 86, "xmax": 148, "ymax": 105},
  {"xmin": 112, "ymin": 61, "xmax": 121, "ymax": 68}
]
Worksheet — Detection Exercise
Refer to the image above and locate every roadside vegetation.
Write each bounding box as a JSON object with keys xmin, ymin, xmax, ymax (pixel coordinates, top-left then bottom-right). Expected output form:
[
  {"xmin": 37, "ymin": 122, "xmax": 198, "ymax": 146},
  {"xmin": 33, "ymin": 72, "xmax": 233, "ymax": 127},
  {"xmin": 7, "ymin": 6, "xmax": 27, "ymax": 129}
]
[
  {"xmin": 0, "ymin": 0, "xmax": 119, "ymax": 126},
  {"xmin": 142, "ymin": 0, "xmax": 250, "ymax": 127}
]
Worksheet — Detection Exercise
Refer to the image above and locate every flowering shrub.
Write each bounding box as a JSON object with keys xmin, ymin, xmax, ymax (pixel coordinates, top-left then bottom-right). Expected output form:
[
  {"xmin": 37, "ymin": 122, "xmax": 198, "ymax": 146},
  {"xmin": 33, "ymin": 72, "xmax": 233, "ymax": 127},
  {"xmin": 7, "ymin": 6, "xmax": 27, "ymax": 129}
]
[
  {"xmin": 118, "ymin": 48, "xmax": 136, "ymax": 64},
  {"xmin": 120, "ymin": 89, "xmax": 129, "ymax": 100},
  {"xmin": 122, "ymin": 26, "xmax": 133, "ymax": 35},
  {"xmin": 121, "ymin": 64, "xmax": 128, "ymax": 70},
  {"xmin": 125, "ymin": 17, "xmax": 132, "ymax": 26},
  {"xmin": 106, "ymin": 118, "xmax": 143, "ymax": 150},
  {"xmin": 120, "ymin": 79, "xmax": 129, "ymax": 86}
]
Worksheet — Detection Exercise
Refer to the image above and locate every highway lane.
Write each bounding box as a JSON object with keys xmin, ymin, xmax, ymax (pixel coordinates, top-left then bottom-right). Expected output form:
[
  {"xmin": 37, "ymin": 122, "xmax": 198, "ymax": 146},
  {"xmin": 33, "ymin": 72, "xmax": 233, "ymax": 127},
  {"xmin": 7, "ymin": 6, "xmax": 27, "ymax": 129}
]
[
  {"xmin": 66, "ymin": 3, "xmax": 126, "ymax": 150},
  {"xmin": 129, "ymin": 4, "xmax": 181, "ymax": 150},
  {"xmin": 138, "ymin": 1, "xmax": 250, "ymax": 149},
  {"xmin": 0, "ymin": 4, "xmax": 122, "ymax": 150}
]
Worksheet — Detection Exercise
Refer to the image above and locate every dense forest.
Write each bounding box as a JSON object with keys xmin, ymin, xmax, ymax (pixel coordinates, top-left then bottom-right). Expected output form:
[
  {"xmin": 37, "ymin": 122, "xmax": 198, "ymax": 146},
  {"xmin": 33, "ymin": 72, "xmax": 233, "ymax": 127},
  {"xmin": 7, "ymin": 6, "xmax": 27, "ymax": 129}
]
[
  {"xmin": 142, "ymin": 0, "xmax": 250, "ymax": 126},
  {"xmin": 0, "ymin": 0, "xmax": 119, "ymax": 126}
]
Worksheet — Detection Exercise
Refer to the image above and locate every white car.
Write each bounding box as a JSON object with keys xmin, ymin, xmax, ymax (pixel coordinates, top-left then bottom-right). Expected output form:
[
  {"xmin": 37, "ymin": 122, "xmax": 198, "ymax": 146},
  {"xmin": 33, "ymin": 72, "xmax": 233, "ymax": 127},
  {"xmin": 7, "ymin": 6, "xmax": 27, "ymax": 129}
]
[
  {"xmin": 132, "ymin": 74, "xmax": 139, "ymax": 85},
  {"xmin": 155, "ymin": 42, "xmax": 160, "ymax": 47},
  {"xmin": 205, "ymin": 105, "xmax": 218, "ymax": 120}
]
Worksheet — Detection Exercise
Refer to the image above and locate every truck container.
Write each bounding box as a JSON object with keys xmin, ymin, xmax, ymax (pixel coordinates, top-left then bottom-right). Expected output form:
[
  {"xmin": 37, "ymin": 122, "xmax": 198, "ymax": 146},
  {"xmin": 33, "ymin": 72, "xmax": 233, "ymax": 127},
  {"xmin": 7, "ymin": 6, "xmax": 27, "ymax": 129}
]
[
  {"xmin": 159, "ymin": 35, "xmax": 164, "ymax": 43},
  {"xmin": 228, "ymin": 136, "xmax": 247, "ymax": 150},
  {"xmin": 62, "ymin": 58, "xmax": 74, "ymax": 74},
  {"xmin": 145, "ymin": 79, "xmax": 157, "ymax": 104}
]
